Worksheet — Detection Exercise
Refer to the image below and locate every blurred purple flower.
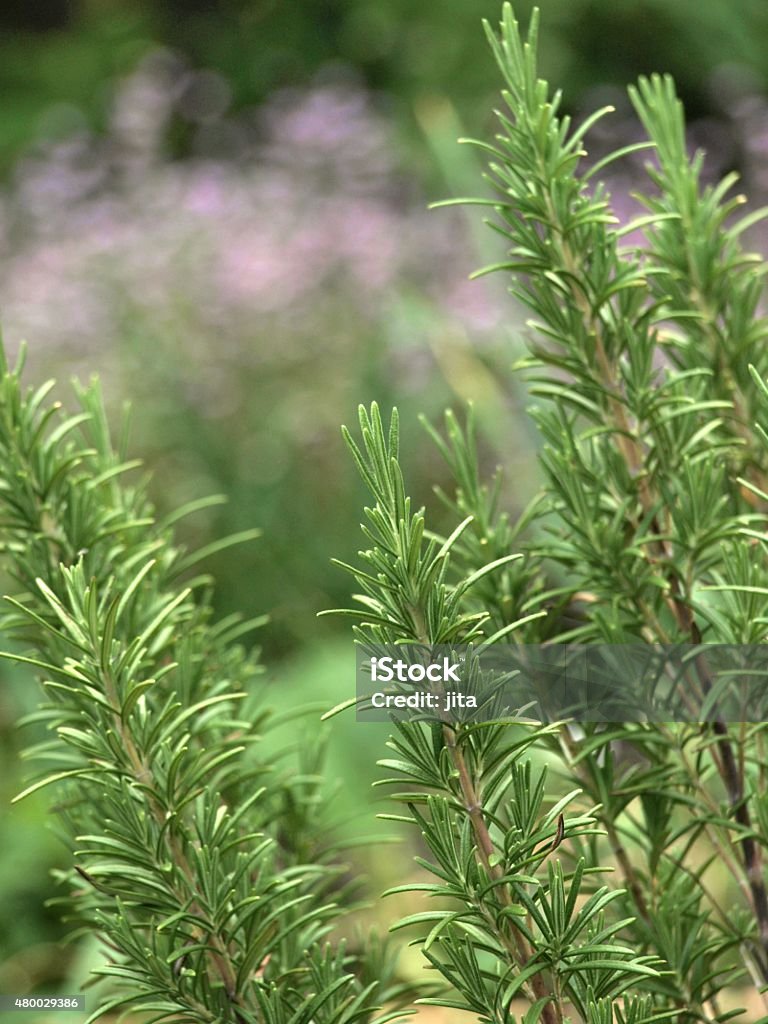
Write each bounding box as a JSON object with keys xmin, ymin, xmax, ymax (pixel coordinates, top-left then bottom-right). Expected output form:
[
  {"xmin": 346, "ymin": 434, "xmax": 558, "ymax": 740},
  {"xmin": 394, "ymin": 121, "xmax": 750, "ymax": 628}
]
[{"xmin": 0, "ymin": 56, "xmax": 502, "ymax": 404}]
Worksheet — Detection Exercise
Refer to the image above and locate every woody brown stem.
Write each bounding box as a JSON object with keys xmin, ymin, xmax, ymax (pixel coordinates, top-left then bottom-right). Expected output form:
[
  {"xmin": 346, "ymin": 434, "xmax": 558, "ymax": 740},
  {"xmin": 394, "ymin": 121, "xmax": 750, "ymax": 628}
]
[
  {"xmin": 559, "ymin": 725, "xmax": 650, "ymax": 923},
  {"xmin": 441, "ymin": 721, "xmax": 564, "ymax": 1024},
  {"xmin": 100, "ymin": 667, "xmax": 249, "ymax": 1019},
  {"xmin": 553, "ymin": 215, "xmax": 768, "ymax": 985},
  {"xmin": 408, "ymin": 604, "xmax": 565, "ymax": 1024}
]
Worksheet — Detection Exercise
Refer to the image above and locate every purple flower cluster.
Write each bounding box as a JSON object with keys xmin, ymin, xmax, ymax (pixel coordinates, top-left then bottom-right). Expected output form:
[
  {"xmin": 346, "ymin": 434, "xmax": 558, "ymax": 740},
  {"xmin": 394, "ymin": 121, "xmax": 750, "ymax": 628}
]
[{"xmin": 0, "ymin": 53, "xmax": 506, "ymax": 416}]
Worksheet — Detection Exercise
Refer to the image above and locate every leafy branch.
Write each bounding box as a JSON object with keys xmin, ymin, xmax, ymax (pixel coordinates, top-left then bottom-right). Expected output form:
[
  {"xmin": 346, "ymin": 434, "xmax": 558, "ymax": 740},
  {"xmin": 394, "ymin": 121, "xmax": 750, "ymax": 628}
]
[
  {"xmin": 0, "ymin": 345, "xmax": 408, "ymax": 1024},
  {"xmin": 335, "ymin": 404, "xmax": 665, "ymax": 1024},
  {"xmin": 334, "ymin": 4, "xmax": 768, "ymax": 1021}
]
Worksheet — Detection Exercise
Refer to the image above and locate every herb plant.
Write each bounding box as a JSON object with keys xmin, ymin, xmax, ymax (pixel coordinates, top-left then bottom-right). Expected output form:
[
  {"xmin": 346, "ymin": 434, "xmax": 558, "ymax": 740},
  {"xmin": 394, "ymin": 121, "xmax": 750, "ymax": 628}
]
[
  {"xmin": 5, "ymin": 4, "xmax": 768, "ymax": 1024},
  {"xmin": 335, "ymin": 5, "xmax": 768, "ymax": 1023},
  {"xmin": 0, "ymin": 345, "xmax": 411, "ymax": 1024}
]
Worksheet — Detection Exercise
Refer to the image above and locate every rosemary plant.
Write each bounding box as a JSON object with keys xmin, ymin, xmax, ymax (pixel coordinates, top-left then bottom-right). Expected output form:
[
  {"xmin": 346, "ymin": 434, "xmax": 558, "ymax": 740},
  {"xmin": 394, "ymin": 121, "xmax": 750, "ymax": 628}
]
[
  {"xmin": 0, "ymin": 345, "xmax": 411, "ymax": 1024},
  {"xmin": 335, "ymin": 6, "xmax": 768, "ymax": 1023},
  {"xmin": 7, "ymin": 3, "xmax": 768, "ymax": 1023}
]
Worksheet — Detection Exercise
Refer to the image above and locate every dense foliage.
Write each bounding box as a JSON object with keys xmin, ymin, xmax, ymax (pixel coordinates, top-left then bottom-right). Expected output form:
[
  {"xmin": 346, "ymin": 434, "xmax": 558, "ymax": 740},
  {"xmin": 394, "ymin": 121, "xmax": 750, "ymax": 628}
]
[
  {"xmin": 0, "ymin": 346, "xmax": 412, "ymax": 1022},
  {"xmin": 334, "ymin": 5, "xmax": 768, "ymax": 1022},
  {"xmin": 5, "ymin": 3, "xmax": 768, "ymax": 1023}
]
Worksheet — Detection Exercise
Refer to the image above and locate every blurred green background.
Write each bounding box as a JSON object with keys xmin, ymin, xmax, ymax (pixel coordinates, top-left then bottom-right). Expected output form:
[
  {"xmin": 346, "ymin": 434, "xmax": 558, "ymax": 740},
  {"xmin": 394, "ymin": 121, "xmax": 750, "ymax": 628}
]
[{"xmin": 1, "ymin": 0, "xmax": 768, "ymax": 1013}]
